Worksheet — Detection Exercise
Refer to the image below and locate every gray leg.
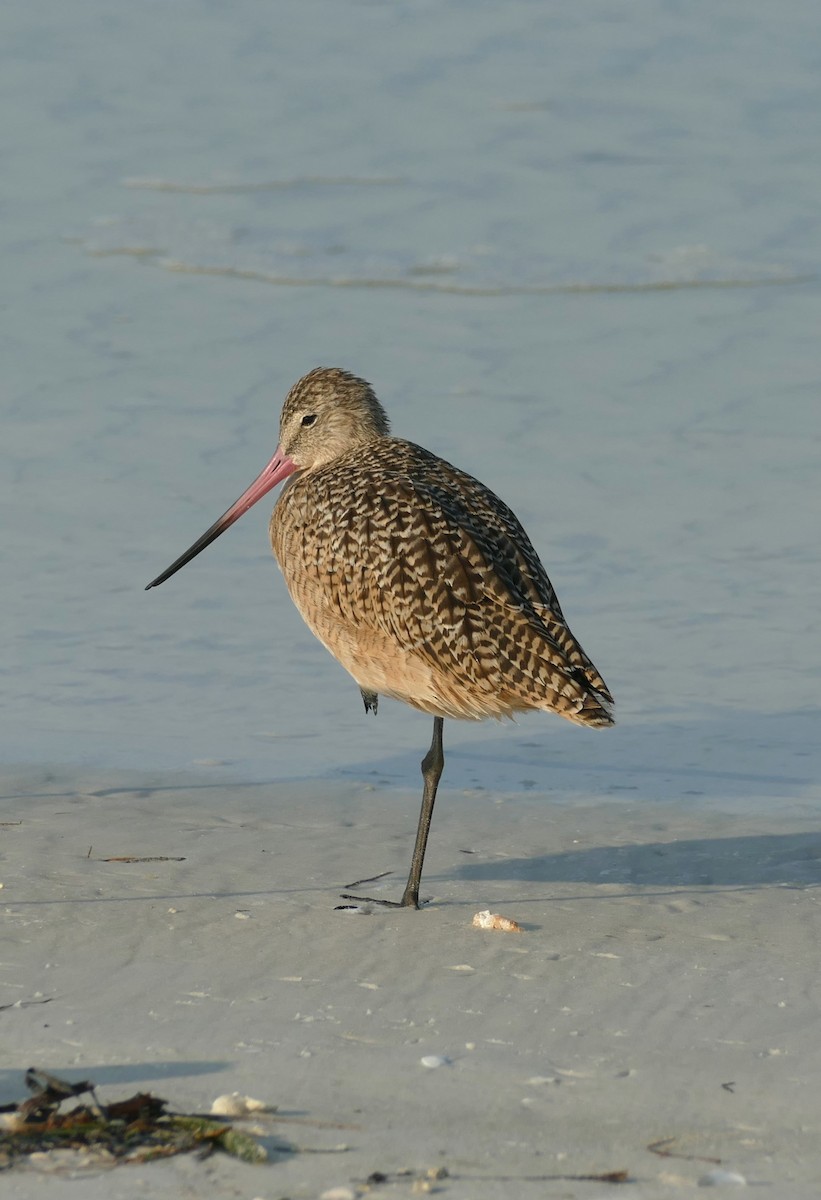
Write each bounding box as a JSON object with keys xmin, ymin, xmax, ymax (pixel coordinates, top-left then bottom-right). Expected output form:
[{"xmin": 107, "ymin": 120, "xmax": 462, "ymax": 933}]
[
  {"xmin": 399, "ymin": 717, "xmax": 444, "ymax": 908},
  {"xmin": 340, "ymin": 717, "xmax": 445, "ymax": 910}
]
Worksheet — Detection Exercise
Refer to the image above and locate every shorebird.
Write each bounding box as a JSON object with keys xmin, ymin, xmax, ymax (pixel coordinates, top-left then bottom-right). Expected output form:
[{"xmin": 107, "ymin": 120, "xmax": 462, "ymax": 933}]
[{"xmin": 146, "ymin": 368, "xmax": 613, "ymax": 908}]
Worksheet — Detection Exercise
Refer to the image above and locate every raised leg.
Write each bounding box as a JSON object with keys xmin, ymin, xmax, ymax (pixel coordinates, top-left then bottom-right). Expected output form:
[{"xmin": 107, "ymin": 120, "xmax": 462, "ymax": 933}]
[{"xmin": 340, "ymin": 717, "xmax": 445, "ymax": 910}]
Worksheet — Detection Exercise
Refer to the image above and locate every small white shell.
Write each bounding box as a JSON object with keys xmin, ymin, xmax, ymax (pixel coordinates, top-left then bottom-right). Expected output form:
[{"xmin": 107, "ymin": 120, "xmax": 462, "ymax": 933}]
[
  {"xmin": 472, "ymin": 909, "xmax": 523, "ymax": 932},
  {"xmin": 420, "ymin": 1055, "xmax": 450, "ymax": 1069},
  {"xmin": 698, "ymin": 1168, "xmax": 747, "ymax": 1187}
]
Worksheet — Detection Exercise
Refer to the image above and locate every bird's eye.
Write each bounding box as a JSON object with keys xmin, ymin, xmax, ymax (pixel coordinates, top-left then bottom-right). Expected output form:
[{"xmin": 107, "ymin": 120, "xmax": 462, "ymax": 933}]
[{"xmin": 301, "ymin": 413, "xmax": 317, "ymax": 427}]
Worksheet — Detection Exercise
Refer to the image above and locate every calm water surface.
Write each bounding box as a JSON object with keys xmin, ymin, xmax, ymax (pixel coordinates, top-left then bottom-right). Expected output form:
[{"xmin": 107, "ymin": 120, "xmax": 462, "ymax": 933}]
[{"xmin": 4, "ymin": 1, "xmax": 820, "ymax": 812}]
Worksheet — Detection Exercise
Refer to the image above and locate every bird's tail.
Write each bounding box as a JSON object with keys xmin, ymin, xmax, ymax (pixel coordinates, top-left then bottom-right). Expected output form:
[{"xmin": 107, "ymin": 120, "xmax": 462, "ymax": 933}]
[{"xmin": 542, "ymin": 617, "xmax": 614, "ymax": 728}]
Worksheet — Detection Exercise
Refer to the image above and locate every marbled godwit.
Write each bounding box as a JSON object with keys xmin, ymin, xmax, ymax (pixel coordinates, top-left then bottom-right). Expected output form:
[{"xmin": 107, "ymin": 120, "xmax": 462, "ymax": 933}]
[{"xmin": 146, "ymin": 368, "xmax": 613, "ymax": 908}]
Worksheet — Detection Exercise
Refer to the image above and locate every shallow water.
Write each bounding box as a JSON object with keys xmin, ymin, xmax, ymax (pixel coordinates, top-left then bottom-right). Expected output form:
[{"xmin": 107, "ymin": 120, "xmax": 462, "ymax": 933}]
[{"xmin": 4, "ymin": 1, "xmax": 820, "ymax": 813}]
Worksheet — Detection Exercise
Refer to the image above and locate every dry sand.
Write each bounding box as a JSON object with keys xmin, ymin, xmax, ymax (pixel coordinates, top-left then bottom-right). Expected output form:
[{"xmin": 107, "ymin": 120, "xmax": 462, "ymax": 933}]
[{"xmin": 3, "ymin": 765, "xmax": 821, "ymax": 1198}]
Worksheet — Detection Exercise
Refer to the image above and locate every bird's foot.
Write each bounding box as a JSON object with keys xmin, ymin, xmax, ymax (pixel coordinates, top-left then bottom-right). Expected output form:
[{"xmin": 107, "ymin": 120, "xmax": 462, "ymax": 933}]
[
  {"xmin": 342, "ymin": 870, "xmax": 393, "ymax": 890},
  {"xmin": 338, "ymin": 891, "xmax": 421, "ymax": 909},
  {"xmin": 339, "ymin": 869, "xmax": 425, "ymax": 908}
]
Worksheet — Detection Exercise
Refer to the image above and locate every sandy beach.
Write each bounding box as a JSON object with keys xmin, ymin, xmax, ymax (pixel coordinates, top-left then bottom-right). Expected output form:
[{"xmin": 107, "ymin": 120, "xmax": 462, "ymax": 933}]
[{"xmin": 4, "ymin": 762, "xmax": 821, "ymax": 1197}]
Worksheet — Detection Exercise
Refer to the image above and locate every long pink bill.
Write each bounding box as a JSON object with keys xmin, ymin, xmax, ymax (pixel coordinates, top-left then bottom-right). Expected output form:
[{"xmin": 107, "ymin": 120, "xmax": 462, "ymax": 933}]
[{"xmin": 145, "ymin": 447, "xmax": 297, "ymax": 590}]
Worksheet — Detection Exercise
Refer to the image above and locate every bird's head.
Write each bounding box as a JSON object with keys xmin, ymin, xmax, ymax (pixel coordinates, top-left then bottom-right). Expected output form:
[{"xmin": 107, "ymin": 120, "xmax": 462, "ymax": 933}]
[{"xmin": 278, "ymin": 367, "xmax": 391, "ymax": 472}]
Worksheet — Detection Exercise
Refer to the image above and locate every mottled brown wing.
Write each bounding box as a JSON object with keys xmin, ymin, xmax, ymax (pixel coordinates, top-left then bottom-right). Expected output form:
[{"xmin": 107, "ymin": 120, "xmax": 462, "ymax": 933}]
[
  {"xmin": 407, "ymin": 445, "xmax": 566, "ymax": 618},
  {"xmin": 417, "ymin": 454, "xmax": 614, "ymax": 706}
]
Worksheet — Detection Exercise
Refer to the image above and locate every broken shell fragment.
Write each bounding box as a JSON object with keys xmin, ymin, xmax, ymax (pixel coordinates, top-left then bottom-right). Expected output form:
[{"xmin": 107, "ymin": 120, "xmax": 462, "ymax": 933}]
[{"xmin": 472, "ymin": 909, "xmax": 524, "ymax": 932}]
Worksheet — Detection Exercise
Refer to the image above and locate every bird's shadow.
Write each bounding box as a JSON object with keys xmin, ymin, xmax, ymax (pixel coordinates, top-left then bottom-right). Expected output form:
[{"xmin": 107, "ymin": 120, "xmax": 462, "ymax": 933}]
[
  {"xmin": 452, "ymin": 831, "xmax": 821, "ymax": 890},
  {"xmin": 349, "ymin": 705, "xmax": 821, "ymax": 894}
]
